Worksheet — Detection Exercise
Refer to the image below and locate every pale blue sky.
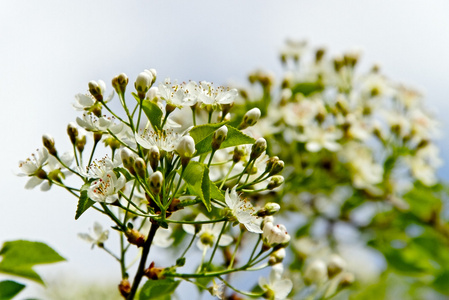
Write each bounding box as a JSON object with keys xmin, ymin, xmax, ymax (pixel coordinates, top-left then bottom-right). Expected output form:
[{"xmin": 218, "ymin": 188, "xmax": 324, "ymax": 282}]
[{"xmin": 1, "ymin": 0, "xmax": 449, "ymax": 297}]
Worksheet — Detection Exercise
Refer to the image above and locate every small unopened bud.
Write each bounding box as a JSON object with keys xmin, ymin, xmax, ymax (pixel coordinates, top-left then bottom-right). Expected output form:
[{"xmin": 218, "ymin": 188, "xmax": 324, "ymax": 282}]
[
  {"xmin": 118, "ymin": 279, "xmax": 131, "ymax": 298},
  {"xmin": 268, "ymin": 248, "xmax": 286, "ymax": 265},
  {"xmin": 149, "ymin": 171, "xmax": 163, "ymax": 194},
  {"xmin": 126, "ymin": 229, "xmax": 145, "ymax": 247},
  {"xmin": 148, "ymin": 69, "xmax": 157, "ymax": 85},
  {"xmin": 135, "ymin": 71, "xmax": 153, "ymax": 99},
  {"xmin": 339, "ymin": 272, "xmax": 355, "ymax": 287},
  {"xmin": 103, "ymin": 137, "xmax": 121, "ymax": 151},
  {"xmin": 258, "ymin": 202, "xmax": 281, "ymax": 217},
  {"xmin": 144, "ymin": 261, "xmax": 165, "ymax": 280},
  {"xmin": 250, "ymin": 138, "xmax": 267, "ymax": 160},
  {"xmin": 88, "ymin": 80, "xmax": 104, "ymax": 102},
  {"xmin": 134, "ymin": 158, "xmax": 147, "ymax": 178},
  {"xmin": 76, "ymin": 135, "xmax": 86, "ymax": 153},
  {"xmin": 176, "ymin": 136, "xmax": 196, "ymax": 167},
  {"xmin": 265, "ymin": 156, "xmax": 279, "ymax": 173},
  {"xmin": 267, "ymin": 175, "xmax": 284, "ymax": 190},
  {"xmin": 121, "ymin": 148, "xmax": 135, "ymax": 175},
  {"xmin": 240, "ymin": 108, "xmax": 261, "ymax": 129},
  {"xmin": 67, "ymin": 122, "xmax": 78, "ymax": 145},
  {"xmin": 93, "ymin": 132, "xmax": 103, "ymax": 143},
  {"xmin": 112, "ymin": 73, "xmax": 129, "ymax": 95},
  {"xmin": 42, "ymin": 134, "xmax": 57, "ymax": 156},
  {"xmin": 304, "ymin": 260, "xmax": 327, "ymax": 285},
  {"xmin": 232, "ymin": 146, "xmax": 247, "ymax": 163},
  {"xmin": 262, "ymin": 222, "xmax": 290, "ymax": 246},
  {"xmin": 148, "ymin": 146, "xmax": 160, "ymax": 171},
  {"xmin": 327, "ymin": 254, "xmax": 346, "ymax": 278},
  {"xmin": 212, "ymin": 125, "xmax": 228, "ymax": 150},
  {"xmin": 269, "ymin": 160, "xmax": 284, "ymax": 176}
]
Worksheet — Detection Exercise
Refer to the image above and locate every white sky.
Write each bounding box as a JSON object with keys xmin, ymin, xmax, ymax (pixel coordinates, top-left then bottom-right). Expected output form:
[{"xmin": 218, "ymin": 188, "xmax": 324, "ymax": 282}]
[{"xmin": 1, "ymin": 0, "xmax": 449, "ymax": 297}]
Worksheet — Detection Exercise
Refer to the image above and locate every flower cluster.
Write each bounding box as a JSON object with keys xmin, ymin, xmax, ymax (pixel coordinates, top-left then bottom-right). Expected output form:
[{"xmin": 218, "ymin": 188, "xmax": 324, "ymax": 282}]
[{"xmin": 19, "ymin": 69, "xmax": 291, "ymax": 299}]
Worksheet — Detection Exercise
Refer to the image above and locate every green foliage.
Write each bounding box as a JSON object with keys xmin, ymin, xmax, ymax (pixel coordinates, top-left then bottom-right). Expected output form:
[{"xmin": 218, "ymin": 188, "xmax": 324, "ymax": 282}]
[
  {"xmin": 291, "ymin": 81, "xmax": 324, "ymax": 96},
  {"xmin": 183, "ymin": 162, "xmax": 212, "ymax": 211},
  {"xmin": 0, "ymin": 280, "xmax": 25, "ymax": 300},
  {"xmin": 141, "ymin": 100, "xmax": 163, "ymax": 132},
  {"xmin": 75, "ymin": 188, "xmax": 95, "ymax": 220},
  {"xmin": 0, "ymin": 240, "xmax": 65, "ymax": 285},
  {"xmin": 138, "ymin": 279, "xmax": 180, "ymax": 300},
  {"xmin": 190, "ymin": 123, "xmax": 255, "ymax": 155}
]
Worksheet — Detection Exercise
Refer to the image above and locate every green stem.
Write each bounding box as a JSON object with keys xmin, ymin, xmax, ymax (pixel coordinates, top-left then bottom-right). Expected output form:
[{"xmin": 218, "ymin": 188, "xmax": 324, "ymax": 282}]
[
  {"xmin": 228, "ymin": 229, "xmax": 243, "ymax": 269},
  {"xmin": 207, "ymin": 221, "xmax": 228, "ymax": 266},
  {"xmin": 219, "ymin": 162, "xmax": 236, "ymax": 190}
]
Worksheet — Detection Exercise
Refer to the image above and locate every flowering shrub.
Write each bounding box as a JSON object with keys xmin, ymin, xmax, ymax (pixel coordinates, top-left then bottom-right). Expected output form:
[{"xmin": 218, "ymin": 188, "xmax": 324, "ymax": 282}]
[
  {"xmin": 12, "ymin": 41, "xmax": 449, "ymax": 300},
  {"xmin": 16, "ymin": 70, "xmax": 292, "ymax": 299}
]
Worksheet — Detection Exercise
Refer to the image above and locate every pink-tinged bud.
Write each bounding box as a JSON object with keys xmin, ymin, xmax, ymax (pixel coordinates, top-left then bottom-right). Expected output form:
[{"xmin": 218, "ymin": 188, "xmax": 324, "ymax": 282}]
[{"xmin": 126, "ymin": 229, "xmax": 145, "ymax": 247}]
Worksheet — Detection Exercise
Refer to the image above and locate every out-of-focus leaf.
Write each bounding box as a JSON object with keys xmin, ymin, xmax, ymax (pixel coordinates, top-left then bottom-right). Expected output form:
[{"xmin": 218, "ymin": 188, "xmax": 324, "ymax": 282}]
[{"xmin": 0, "ymin": 280, "xmax": 25, "ymax": 300}]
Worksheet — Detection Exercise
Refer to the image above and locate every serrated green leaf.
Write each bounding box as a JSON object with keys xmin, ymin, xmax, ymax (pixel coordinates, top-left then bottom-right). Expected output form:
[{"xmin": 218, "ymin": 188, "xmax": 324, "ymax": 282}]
[
  {"xmin": 138, "ymin": 278, "xmax": 180, "ymax": 300},
  {"xmin": 0, "ymin": 280, "xmax": 25, "ymax": 300},
  {"xmin": 190, "ymin": 123, "xmax": 255, "ymax": 155},
  {"xmin": 0, "ymin": 241, "xmax": 65, "ymax": 285},
  {"xmin": 182, "ymin": 162, "xmax": 212, "ymax": 211},
  {"xmin": 75, "ymin": 190, "xmax": 95, "ymax": 220},
  {"xmin": 141, "ymin": 100, "xmax": 163, "ymax": 131},
  {"xmin": 210, "ymin": 182, "xmax": 225, "ymax": 202}
]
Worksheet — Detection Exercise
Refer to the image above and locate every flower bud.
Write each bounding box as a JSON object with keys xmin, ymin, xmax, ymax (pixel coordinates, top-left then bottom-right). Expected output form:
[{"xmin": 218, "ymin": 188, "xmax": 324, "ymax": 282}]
[
  {"xmin": 232, "ymin": 145, "xmax": 247, "ymax": 163},
  {"xmin": 304, "ymin": 260, "xmax": 327, "ymax": 285},
  {"xmin": 76, "ymin": 134, "xmax": 86, "ymax": 153},
  {"xmin": 121, "ymin": 148, "xmax": 135, "ymax": 175},
  {"xmin": 265, "ymin": 156, "xmax": 279, "ymax": 173},
  {"xmin": 144, "ymin": 261, "xmax": 165, "ymax": 280},
  {"xmin": 135, "ymin": 71, "xmax": 153, "ymax": 99},
  {"xmin": 212, "ymin": 125, "xmax": 228, "ymax": 150},
  {"xmin": 125, "ymin": 229, "xmax": 145, "ymax": 247},
  {"xmin": 118, "ymin": 279, "xmax": 131, "ymax": 298},
  {"xmin": 146, "ymin": 87, "xmax": 159, "ymax": 102},
  {"xmin": 240, "ymin": 108, "xmax": 261, "ymax": 129},
  {"xmin": 93, "ymin": 132, "xmax": 103, "ymax": 143},
  {"xmin": 268, "ymin": 248, "xmax": 286, "ymax": 265},
  {"xmin": 148, "ymin": 146, "xmax": 160, "ymax": 171},
  {"xmin": 262, "ymin": 222, "xmax": 290, "ymax": 246},
  {"xmin": 268, "ymin": 160, "xmax": 284, "ymax": 176},
  {"xmin": 88, "ymin": 80, "xmax": 104, "ymax": 102},
  {"xmin": 112, "ymin": 73, "xmax": 129, "ymax": 95},
  {"xmin": 327, "ymin": 254, "xmax": 346, "ymax": 278},
  {"xmin": 250, "ymin": 138, "xmax": 267, "ymax": 160},
  {"xmin": 176, "ymin": 136, "xmax": 196, "ymax": 168},
  {"xmin": 134, "ymin": 157, "xmax": 147, "ymax": 178},
  {"xmin": 67, "ymin": 122, "xmax": 78, "ymax": 145},
  {"xmin": 258, "ymin": 202, "xmax": 281, "ymax": 217},
  {"xmin": 42, "ymin": 134, "xmax": 57, "ymax": 156},
  {"xmin": 267, "ymin": 175, "xmax": 284, "ymax": 190},
  {"xmin": 103, "ymin": 137, "xmax": 121, "ymax": 151},
  {"xmin": 339, "ymin": 272, "xmax": 355, "ymax": 287},
  {"xmin": 147, "ymin": 69, "xmax": 157, "ymax": 85},
  {"xmin": 149, "ymin": 171, "xmax": 163, "ymax": 194}
]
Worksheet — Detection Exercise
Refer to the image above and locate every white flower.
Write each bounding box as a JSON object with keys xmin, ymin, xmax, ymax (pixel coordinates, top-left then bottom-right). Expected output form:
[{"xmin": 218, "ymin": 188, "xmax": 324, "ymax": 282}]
[
  {"xmin": 158, "ymin": 78, "xmax": 197, "ymax": 108},
  {"xmin": 196, "ymin": 81, "xmax": 238, "ymax": 109},
  {"xmin": 78, "ymin": 222, "xmax": 109, "ymax": 249},
  {"xmin": 135, "ymin": 129, "xmax": 181, "ymax": 153},
  {"xmin": 17, "ymin": 148, "xmax": 49, "ymax": 189},
  {"xmin": 73, "ymin": 93, "xmax": 96, "ymax": 111},
  {"xmin": 303, "ymin": 259, "xmax": 328, "ymax": 284},
  {"xmin": 81, "ymin": 155, "xmax": 121, "ymax": 179},
  {"xmin": 87, "ymin": 171, "xmax": 126, "ymax": 203},
  {"xmin": 225, "ymin": 187, "xmax": 262, "ymax": 233},
  {"xmin": 209, "ymin": 279, "xmax": 224, "ymax": 299},
  {"xmin": 258, "ymin": 264, "xmax": 293, "ymax": 300},
  {"xmin": 262, "ymin": 221, "xmax": 290, "ymax": 246},
  {"xmin": 183, "ymin": 213, "xmax": 233, "ymax": 250},
  {"xmin": 76, "ymin": 113, "xmax": 121, "ymax": 132},
  {"xmin": 176, "ymin": 135, "xmax": 196, "ymax": 158},
  {"xmin": 297, "ymin": 125, "xmax": 342, "ymax": 152}
]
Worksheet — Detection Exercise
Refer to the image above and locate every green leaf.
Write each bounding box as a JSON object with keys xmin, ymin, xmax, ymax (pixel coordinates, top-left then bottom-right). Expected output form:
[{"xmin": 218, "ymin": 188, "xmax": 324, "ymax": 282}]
[
  {"xmin": 75, "ymin": 189, "xmax": 95, "ymax": 220},
  {"xmin": 210, "ymin": 182, "xmax": 225, "ymax": 202},
  {"xmin": 115, "ymin": 167, "xmax": 133, "ymax": 181},
  {"xmin": 141, "ymin": 100, "xmax": 163, "ymax": 131},
  {"xmin": 0, "ymin": 280, "xmax": 25, "ymax": 300},
  {"xmin": 182, "ymin": 162, "xmax": 212, "ymax": 211},
  {"xmin": 138, "ymin": 279, "xmax": 180, "ymax": 300},
  {"xmin": 0, "ymin": 241, "xmax": 65, "ymax": 285},
  {"xmin": 432, "ymin": 270, "xmax": 449, "ymax": 294},
  {"xmin": 190, "ymin": 123, "xmax": 255, "ymax": 155}
]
